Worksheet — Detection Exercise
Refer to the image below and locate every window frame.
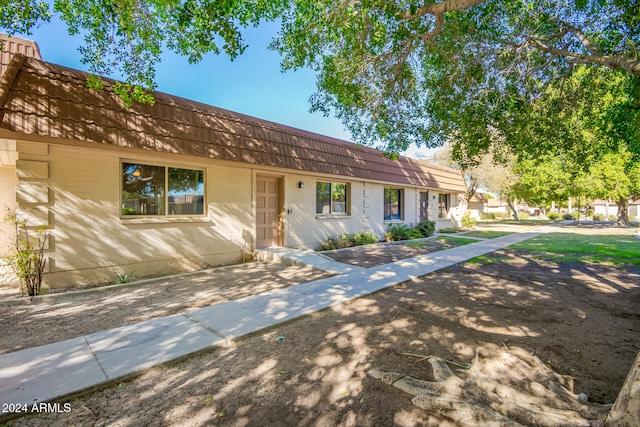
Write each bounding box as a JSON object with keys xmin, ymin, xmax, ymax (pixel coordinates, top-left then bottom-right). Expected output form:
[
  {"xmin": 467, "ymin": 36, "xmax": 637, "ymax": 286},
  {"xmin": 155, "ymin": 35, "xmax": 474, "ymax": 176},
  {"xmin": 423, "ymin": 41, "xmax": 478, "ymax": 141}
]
[
  {"xmin": 384, "ymin": 187, "xmax": 404, "ymax": 221},
  {"xmin": 315, "ymin": 181, "xmax": 350, "ymax": 217},
  {"xmin": 120, "ymin": 160, "xmax": 206, "ymax": 218}
]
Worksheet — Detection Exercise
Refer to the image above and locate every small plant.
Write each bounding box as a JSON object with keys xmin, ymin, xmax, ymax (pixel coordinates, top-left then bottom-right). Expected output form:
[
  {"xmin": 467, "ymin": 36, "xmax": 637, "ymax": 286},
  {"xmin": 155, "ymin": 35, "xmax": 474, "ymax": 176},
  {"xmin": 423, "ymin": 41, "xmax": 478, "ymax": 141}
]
[
  {"xmin": 438, "ymin": 227, "xmax": 458, "ymax": 233},
  {"xmin": 460, "ymin": 211, "xmax": 477, "ymax": 230},
  {"xmin": 386, "ymin": 224, "xmax": 421, "ymax": 241},
  {"xmin": 319, "ymin": 231, "xmax": 378, "ymax": 250},
  {"xmin": 3, "ymin": 209, "xmax": 49, "ymax": 297},
  {"xmin": 563, "ymin": 213, "xmax": 575, "ymax": 220},
  {"xmin": 593, "ymin": 213, "xmax": 605, "ymax": 221},
  {"xmin": 415, "ymin": 220, "xmax": 436, "ymax": 237},
  {"xmin": 546, "ymin": 211, "xmax": 560, "ymax": 220},
  {"xmin": 480, "ymin": 212, "xmax": 497, "ymax": 220},
  {"xmin": 114, "ymin": 269, "xmax": 136, "ymax": 284}
]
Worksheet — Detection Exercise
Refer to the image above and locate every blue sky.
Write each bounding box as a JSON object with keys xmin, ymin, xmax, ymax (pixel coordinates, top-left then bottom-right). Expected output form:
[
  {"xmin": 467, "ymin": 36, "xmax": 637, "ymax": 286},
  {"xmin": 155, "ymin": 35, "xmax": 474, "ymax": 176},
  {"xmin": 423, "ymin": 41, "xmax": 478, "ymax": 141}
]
[{"xmin": 12, "ymin": 17, "xmax": 427, "ymax": 158}]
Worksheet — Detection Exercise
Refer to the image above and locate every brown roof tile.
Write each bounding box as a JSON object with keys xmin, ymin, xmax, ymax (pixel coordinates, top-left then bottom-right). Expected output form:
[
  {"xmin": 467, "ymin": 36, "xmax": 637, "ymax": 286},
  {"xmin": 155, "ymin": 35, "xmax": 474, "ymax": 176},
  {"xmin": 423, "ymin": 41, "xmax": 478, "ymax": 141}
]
[{"xmin": 0, "ymin": 55, "xmax": 466, "ymax": 192}]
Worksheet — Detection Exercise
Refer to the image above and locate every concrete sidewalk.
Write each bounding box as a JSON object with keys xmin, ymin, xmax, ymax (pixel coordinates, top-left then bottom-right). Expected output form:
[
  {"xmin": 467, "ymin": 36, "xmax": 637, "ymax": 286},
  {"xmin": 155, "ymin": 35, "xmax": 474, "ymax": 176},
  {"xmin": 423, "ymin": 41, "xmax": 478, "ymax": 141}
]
[{"xmin": 0, "ymin": 227, "xmax": 547, "ymax": 416}]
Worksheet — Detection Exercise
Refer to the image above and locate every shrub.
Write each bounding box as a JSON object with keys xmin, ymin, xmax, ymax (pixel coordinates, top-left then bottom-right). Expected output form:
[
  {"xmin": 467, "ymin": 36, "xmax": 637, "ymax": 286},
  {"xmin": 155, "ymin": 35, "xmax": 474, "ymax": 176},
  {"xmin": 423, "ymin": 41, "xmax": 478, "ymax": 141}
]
[
  {"xmin": 319, "ymin": 231, "xmax": 379, "ymax": 250},
  {"xmin": 415, "ymin": 220, "xmax": 436, "ymax": 237},
  {"xmin": 460, "ymin": 211, "xmax": 476, "ymax": 230},
  {"xmin": 546, "ymin": 211, "xmax": 560, "ymax": 220},
  {"xmin": 438, "ymin": 227, "xmax": 458, "ymax": 233},
  {"xmin": 3, "ymin": 209, "xmax": 50, "ymax": 297},
  {"xmin": 480, "ymin": 212, "xmax": 497, "ymax": 220},
  {"xmin": 587, "ymin": 209, "xmax": 594, "ymax": 217},
  {"xmin": 386, "ymin": 224, "xmax": 422, "ymax": 241},
  {"xmin": 608, "ymin": 215, "xmax": 616, "ymax": 221},
  {"xmin": 593, "ymin": 213, "xmax": 605, "ymax": 221},
  {"xmin": 519, "ymin": 212, "xmax": 530, "ymax": 219}
]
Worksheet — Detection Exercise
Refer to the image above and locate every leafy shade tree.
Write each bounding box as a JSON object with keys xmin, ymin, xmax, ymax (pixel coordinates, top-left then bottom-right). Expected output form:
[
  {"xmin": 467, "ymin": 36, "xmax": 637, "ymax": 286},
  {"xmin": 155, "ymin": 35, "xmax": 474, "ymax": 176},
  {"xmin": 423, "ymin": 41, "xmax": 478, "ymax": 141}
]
[
  {"xmin": 273, "ymin": 0, "xmax": 640, "ymax": 156},
  {"xmin": 583, "ymin": 149, "xmax": 640, "ymax": 226},
  {"xmin": 0, "ymin": 0, "xmax": 284, "ymax": 105},
  {"xmin": 2, "ymin": 1, "xmax": 639, "ymax": 155}
]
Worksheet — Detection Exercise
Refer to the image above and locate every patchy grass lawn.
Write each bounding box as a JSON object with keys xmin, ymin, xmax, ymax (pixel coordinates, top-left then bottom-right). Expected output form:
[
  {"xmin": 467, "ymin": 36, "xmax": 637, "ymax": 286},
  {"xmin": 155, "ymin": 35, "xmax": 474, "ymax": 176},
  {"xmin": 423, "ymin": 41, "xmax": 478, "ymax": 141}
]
[
  {"xmin": 462, "ymin": 230, "xmax": 513, "ymax": 239},
  {"xmin": 509, "ymin": 232, "xmax": 640, "ymax": 267}
]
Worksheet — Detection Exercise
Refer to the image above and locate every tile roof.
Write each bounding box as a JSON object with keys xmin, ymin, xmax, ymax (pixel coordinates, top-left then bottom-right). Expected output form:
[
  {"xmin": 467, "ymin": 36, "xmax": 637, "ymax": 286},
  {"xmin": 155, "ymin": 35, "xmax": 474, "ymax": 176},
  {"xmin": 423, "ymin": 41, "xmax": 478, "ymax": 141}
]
[{"xmin": 0, "ymin": 54, "xmax": 466, "ymax": 192}]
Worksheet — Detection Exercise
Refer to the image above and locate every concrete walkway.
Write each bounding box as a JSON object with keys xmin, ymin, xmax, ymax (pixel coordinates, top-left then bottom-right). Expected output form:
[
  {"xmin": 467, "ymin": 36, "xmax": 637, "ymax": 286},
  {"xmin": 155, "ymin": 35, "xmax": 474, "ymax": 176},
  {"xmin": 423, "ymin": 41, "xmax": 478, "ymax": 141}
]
[{"xmin": 0, "ymin": 227, "xmax": 549, "ymax": 415}]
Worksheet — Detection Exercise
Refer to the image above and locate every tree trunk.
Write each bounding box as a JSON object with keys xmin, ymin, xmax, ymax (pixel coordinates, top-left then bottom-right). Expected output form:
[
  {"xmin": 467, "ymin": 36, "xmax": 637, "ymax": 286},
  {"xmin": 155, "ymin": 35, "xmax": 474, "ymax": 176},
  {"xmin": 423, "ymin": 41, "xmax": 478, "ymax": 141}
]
[
  {"xmin": 605, "ymin": 352, "xmax": 640, "ymax": 426},
  {"xmin": 615, "ymin": 198, "xmax": 630, "ymax": 226},
  {"xmin": 507, "ymin": 199, "xmax": 519, "ymax": 221}
]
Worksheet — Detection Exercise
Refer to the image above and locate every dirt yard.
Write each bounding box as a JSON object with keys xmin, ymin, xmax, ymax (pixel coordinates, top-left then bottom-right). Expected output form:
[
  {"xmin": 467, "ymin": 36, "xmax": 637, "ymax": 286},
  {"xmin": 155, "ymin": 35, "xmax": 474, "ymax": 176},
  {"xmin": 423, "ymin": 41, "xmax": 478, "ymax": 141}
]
[{"xmin": 3, "ymin": 225, "xmax": 640, "ymax": 426}]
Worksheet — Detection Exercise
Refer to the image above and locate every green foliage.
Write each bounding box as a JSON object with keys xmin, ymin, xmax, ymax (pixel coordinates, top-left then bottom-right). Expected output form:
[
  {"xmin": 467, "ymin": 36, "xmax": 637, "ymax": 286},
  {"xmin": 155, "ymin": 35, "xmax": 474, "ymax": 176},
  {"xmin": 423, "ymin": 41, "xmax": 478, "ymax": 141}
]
[
  {"xmin": 415, "ymin": 220, "xmax": 436, "ymax": 238},
  {"xmin": 2, "ymin": 209, "xmax": 49, "ymax": 297},
  {"xmin": 510, "ymin": 233, "xmax": 640, "ymax": 267},
  {"xmin": 386, "ymin": 221, "xmax": 436, "ymax": 241},
  {"xmin": 438, "ymin": 227, "xmax": 458, "ymax": 234},
  {"xmin": 319, "ymin": 231, "xmax": 378, "ymax": 250},
  {"xmin": 593, "ymin": 213, "xmax": 605, "ymax": 221},
  {"xmin": 563, "ymin": 213, "xmax": 575, "ymax": 220},
  {"xmin": 463, "ymin": 230, "xmax": 513, "ymax": 239},
  {"xmin": 460, "ymin": 211, "xmax": 476, "ymax": 230},
  {"xmin": 386, "ymin": 224, "xmax": 422, "ymax": 241},
  {"xmin": 480, "ymin": 212, "xmax": 497, "ymax": 220},
  {"xmin": 114, "ymin": 269, "xmax": 136, "ymax": 284},
  {"xmin": 546, "ymin": 211, "xmax": 560, "ymax": 220}
]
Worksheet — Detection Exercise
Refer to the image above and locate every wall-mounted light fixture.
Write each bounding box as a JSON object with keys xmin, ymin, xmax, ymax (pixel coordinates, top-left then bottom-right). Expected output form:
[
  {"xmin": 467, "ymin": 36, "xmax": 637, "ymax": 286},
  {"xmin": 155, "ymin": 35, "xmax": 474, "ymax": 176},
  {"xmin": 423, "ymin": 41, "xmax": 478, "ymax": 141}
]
[{"xmin": 298, "ymin": 181, "xmax": 305, "ymax": 189}]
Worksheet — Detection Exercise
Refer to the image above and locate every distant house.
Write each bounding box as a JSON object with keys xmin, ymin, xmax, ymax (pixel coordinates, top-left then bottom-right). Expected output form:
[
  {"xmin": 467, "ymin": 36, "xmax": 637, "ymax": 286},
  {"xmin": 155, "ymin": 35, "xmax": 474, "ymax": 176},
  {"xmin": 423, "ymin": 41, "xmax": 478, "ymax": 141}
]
[
  {"xmin": 0, "ymin": 36, "xmax": 465, "ymax": 288},
  {"xmin": 592, "ymin": 199, "xmax": 640, "ymax": 219}
]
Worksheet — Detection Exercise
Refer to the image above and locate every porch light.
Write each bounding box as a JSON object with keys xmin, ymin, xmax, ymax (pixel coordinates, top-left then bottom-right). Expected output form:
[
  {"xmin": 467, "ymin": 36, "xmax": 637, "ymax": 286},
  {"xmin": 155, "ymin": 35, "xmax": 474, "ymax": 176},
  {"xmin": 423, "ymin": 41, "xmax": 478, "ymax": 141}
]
[{"xmin": 298, "ymin": 181, "xmax": 304, "ymax": 189}]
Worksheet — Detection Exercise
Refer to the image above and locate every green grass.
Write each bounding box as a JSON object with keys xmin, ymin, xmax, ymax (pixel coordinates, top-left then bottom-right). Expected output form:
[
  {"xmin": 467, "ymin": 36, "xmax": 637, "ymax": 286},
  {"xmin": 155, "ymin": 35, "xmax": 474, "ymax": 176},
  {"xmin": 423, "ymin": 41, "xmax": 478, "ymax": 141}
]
[
  {"xmin": 463, "ymin": 230, "xmax": 513, "ymax": 239},
  {"xmin": 509, "ymin": 233, "xmax": 640, "ymax": 266}
]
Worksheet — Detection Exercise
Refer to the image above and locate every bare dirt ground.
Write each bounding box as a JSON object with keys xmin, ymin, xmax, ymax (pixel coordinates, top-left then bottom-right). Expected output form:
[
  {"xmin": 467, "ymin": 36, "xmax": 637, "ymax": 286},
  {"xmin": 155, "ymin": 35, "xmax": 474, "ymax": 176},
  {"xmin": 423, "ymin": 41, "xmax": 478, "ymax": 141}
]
[{"xmin": 4, "ymin": 225, "xmax": 640, "ymax": 426}]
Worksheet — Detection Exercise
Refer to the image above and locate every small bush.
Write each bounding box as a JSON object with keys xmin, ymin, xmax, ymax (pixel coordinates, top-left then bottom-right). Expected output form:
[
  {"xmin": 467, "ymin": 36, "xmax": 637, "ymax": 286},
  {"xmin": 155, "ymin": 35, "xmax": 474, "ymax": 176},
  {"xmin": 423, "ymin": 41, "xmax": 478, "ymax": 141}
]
[
  {"xmin": 480, "ymin": 212, "xmax": 497, "ymax": 220},
  {"xmin": 593, "ymin": 213, "xmax": 605, "ymax": 221},
  {"xmin": 587, "ymin": 209, "xmax": 594, "ymax": 217},
  {"xmin": 438, "ymin": 227, "xmax": 458, "ymax": 233},
  {"xmin": 320, "ymin": 231, "xmax": 379, "ymax": 250},
  {"xmin": 608, "ymin": 215, "xmax": 616, "ymax": 221},
  {"xmin": 461, "ymin": 211, "xmax": 476, "ymax": 230},
  {"xmin": 519, "ymin": 212, "xmax": 530, "ymax": 219},
  {"xmin": 386, "ymin": 224, "xmax": 422, "ymax": 241},
  {"xmin": 415, "ymin": 220, "xmax": 436, "ymax": 237},
  {"xmin": 546, "ymin": 211, "xmax": 560, "ymax": 220},
  {"xmin": 3, "ymin": 209, "xmax": 49, "ymax": 296},
  {"xmin": 563, "ymin": 213, "xmax": 575, "ymax": 220}
]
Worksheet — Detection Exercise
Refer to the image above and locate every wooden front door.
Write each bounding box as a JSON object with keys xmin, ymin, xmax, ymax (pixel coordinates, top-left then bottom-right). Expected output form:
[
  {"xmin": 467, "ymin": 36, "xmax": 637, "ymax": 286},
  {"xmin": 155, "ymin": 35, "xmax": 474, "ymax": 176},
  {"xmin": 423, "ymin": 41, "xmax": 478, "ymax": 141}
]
[
  {"xmin": 256, "ymin": 175, "xmax": 280, "ymax": 247},
  {"xmin": 420, "ymin": 191, "xmax": 429, "ymax": 222}
]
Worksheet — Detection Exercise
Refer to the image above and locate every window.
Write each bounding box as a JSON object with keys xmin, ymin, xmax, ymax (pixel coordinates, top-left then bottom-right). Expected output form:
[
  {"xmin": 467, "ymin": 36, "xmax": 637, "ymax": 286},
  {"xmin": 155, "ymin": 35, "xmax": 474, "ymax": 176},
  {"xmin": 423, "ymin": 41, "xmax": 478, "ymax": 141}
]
[
  {"xmin": 438, "ymin": 194, "xmax": 449, "ymax": 218},
  {"xmin": 316, "ymin": 182, "xmax": 348, "ymax": 215},
  {"xmin": 122, "ymin": 162, "xmax": 204, "ymax": 216},
  {"xmin": 384, "ymin": 188, "xmax": 403, "ymax": 221}
]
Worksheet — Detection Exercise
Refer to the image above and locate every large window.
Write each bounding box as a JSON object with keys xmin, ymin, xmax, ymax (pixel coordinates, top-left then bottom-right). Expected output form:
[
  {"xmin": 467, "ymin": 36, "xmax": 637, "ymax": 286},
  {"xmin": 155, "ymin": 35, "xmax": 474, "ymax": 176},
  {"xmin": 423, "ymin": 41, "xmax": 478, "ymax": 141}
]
[
  {"xmin": 438, "ymin": 194, "xmax": 449, "ymax": 218},
  {"xmin": 384, "ymin": 188, "xmax": 403, "ymax": 221},
  {"xmin": 316, "ymin": 182, "xmax": 348, "ymax": 215},
  {"xmin": 122, "ymin": 162, "xmax": 204, "ymax": 216}
]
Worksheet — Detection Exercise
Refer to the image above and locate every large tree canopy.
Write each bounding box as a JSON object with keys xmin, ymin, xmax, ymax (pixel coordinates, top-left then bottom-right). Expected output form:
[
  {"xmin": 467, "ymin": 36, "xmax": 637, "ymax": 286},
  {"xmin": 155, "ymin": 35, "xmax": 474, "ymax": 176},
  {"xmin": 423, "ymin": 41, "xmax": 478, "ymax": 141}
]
[{"xmin": 1, "ymin": 0, "xmax": 639, "ymax": 156}]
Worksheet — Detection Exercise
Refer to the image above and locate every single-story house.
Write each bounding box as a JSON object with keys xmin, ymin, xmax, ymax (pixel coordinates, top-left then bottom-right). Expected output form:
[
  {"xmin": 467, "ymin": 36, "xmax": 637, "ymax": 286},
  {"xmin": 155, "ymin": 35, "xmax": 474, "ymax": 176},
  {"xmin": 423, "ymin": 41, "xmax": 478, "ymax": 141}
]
[
  {"xmin": 0, "ymin": 36, "xmax": 466, "ymax": 288},
  {"xmin": 592, "ymin": 199, "xmax": 639, "ymax": 219}
]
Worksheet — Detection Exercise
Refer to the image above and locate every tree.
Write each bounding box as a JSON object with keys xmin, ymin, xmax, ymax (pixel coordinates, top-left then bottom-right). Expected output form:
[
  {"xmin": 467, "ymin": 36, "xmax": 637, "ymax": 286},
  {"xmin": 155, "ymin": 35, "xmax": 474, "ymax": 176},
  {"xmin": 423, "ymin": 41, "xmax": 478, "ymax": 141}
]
[
  {"xmin": 1, "ymin": 0, "xmax": 285, "ymax": 105},
  {"xmin": 2, "ymin": 1, "xmax": 639, "ymax": 155},
  {"xmin": 273, "ymin": 0, "xmax": 640, "ymax": 156},
  {"xmin": 583, "ymin": 149, "xmax": 640, "ymax": 225}
]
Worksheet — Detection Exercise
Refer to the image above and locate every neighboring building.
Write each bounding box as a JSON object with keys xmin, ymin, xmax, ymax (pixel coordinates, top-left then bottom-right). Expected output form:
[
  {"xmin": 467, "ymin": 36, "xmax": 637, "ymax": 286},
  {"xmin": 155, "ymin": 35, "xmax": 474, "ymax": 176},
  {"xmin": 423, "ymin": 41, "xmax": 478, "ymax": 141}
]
[
  {"xmin": 592, "ymin": 199, "xmax": 640, "ymax": 219},
  {"xmin": 0, "ymin": 39, "xmax": 465, "ymax": 288}
]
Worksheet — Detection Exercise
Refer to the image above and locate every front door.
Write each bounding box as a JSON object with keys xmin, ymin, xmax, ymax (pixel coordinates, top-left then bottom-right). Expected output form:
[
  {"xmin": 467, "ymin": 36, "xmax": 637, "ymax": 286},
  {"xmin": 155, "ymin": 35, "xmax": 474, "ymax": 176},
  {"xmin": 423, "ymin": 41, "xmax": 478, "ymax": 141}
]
[
  {"xmin": 256, "ymin": 175, "xmax": 280, "ymax": 247},
  {"xmin": 420, "ymin": 191, "xmax": 429, "ymax": 222}
]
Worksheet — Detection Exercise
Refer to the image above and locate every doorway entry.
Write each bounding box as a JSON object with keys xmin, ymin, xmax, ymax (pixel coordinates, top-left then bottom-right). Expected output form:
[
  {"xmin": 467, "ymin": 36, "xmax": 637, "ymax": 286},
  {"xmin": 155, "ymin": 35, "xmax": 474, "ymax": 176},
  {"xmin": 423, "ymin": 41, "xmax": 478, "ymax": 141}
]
[{"xmin": 256, "ymin": 175, "xmax": 282, "ymax": 247}]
